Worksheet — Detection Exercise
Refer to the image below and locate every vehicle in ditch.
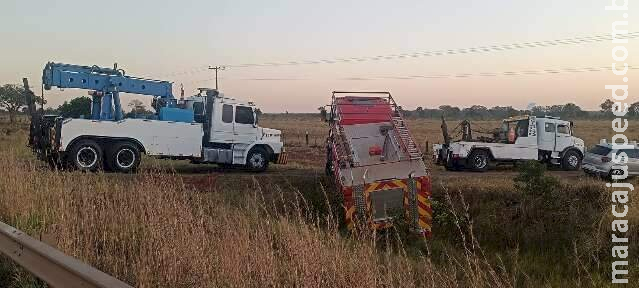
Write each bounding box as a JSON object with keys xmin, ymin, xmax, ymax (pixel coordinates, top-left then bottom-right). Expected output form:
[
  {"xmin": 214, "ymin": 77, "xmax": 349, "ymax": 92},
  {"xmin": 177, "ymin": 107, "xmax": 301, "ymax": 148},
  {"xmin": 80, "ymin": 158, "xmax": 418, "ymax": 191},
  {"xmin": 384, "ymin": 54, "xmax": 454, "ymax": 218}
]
[{"xmin": 325, "ymin": 91, "xmax": 432, "ymax": 237}]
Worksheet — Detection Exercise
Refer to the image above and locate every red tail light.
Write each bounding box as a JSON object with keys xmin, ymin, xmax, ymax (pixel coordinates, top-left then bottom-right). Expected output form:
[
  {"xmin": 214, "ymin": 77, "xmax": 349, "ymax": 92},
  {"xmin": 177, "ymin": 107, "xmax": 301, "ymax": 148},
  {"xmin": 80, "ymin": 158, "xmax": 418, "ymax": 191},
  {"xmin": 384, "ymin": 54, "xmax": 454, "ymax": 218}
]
[
  {"xmin": 602, "ymin": 156, "xmax": 611, "ymax": 163},
  {"xmin": 369, "ymin": 145, "xmax": 382, "ymax": 156}
]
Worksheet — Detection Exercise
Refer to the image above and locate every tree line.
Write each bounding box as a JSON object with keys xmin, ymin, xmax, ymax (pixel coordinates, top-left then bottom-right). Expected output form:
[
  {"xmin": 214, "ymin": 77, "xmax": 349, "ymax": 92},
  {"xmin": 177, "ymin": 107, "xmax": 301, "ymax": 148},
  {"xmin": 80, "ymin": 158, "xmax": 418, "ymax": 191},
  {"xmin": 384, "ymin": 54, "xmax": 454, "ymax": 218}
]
[
  {"xmin": 2, "ymin": 82, "xmax": 638, "ymax": 123},
  {"xmin": 40, "ymin": 97, "xmax": 155, "ymax": 119},
  {"xmin": 317, "ymin": 100, "xmax": 639, "ymax": 121},
  {"xmin": 399, "ymin": 100, "xmax": 639, "ymax": 120}
]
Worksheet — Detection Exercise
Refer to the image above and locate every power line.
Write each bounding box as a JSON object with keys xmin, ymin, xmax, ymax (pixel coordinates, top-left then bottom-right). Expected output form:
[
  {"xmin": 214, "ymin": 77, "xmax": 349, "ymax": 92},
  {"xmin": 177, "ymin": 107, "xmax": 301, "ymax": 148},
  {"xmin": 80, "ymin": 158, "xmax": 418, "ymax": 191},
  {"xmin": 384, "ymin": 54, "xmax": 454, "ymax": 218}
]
[
  {"xmin": 154, "ymin": 32, "xmax": 639, "ymax": 79},
  {"xmin": 339, "ymin": 65, "xmax": 638, "ymax": 80},
  {"xmin": 181, "ymin": 64, "xmax": 636, "ymax": 84}
]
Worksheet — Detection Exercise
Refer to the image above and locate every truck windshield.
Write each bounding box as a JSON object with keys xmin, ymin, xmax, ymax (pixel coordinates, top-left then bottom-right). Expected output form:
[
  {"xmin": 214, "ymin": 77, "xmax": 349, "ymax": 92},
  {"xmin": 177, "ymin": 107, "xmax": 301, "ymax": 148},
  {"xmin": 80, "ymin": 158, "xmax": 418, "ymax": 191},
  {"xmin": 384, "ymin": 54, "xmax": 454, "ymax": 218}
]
[{"xmin": 589, "ymin": 145, "xmax": 611, "ymax": 156}]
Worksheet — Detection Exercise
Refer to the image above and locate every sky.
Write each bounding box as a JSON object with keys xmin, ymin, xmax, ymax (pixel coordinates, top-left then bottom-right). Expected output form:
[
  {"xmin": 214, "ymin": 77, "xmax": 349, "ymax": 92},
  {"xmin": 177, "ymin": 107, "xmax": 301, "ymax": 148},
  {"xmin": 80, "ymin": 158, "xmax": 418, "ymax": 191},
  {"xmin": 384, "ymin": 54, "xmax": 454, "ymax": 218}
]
[{"xmin": 0, "ymin": 0, "xmax": 636, "ymax": 112}]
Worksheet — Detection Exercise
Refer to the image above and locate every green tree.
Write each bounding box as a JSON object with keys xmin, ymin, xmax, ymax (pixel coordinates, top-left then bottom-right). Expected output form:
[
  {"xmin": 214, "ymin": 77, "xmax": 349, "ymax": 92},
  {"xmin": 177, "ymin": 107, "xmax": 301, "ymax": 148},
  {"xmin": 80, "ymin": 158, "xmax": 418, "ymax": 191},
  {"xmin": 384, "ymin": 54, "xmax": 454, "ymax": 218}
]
[
  {"xmin": 514, "ymin": 161, "xmax": 559, "ymax": 197},
  {"xmin": 125, "ymin": 99, "xmax": 153, "ymax": 118},
  {"xmin": 561, "ymin": 103, "xmax": 584, "ymax": 118},
  {"xmin": 490, "ymin": 106, "xmax": 518, "ymax": 118},
  {"xmin": 0, "ymin": 84, "xmax": 45, "ymax": 123},
  {"xmin": 629, "ymin": 102, "xmax": 639, "ymax": 118},
  {"xmin": 546, "ymin": 105, "xmax": 564, "ymax": 116},
  {"xmin": 318, "ymin": 106, "xmax": 327, "ymax": 120},
  {"xmin": 439, "ymin": 105, "xmax": 460, "ymax": 118},
  {"xmin": 600, "ymin": 99, "xmax": 614, "ymax": 116},
  {"xmin": 462, "ymin": 105, "xmax": 489, "ymax": 119},
  {"xmin": 57, "ymin": 97, "xmax": 92, "ymax": 118},
  {"xmin": 530, "ymin": 105, "xmax": 546, "ymax": 116}
]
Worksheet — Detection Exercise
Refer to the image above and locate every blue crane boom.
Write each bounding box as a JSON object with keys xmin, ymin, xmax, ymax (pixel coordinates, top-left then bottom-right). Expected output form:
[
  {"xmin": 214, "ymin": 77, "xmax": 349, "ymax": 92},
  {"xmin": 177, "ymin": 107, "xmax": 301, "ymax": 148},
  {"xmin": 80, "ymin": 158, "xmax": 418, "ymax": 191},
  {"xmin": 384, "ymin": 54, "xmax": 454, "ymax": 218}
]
[{"xmin": 42, "ymin": 62, "xmax": 174, "ymax": 121}]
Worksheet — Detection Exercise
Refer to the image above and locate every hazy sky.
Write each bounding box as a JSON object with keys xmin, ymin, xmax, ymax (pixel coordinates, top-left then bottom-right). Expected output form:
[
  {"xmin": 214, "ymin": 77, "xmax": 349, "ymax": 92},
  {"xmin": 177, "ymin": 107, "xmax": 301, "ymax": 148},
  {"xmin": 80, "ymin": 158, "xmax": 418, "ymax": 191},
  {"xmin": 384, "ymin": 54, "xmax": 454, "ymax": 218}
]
[{"xmin": 0, "ymin": 0, "xmax": 636, "ymax": 112}]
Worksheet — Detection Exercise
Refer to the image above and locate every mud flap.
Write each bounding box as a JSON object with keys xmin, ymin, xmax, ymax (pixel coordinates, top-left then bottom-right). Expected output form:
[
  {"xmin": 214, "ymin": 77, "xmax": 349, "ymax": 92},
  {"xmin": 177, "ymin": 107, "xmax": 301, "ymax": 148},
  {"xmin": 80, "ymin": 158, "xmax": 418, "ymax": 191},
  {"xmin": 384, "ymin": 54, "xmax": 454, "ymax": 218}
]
[{"xmin": 276, "ymin": 152, "xmax": 288, "ymax": 164}]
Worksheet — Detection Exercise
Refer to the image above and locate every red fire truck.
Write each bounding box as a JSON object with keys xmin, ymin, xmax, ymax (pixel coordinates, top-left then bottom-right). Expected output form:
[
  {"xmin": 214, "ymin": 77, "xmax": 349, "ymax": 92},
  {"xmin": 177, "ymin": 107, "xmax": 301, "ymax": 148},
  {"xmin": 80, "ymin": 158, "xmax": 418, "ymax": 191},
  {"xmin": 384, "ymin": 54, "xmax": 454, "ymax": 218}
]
[{"xmin": 325, "ymin": 91, "xmax": 432, "ymax": 236}]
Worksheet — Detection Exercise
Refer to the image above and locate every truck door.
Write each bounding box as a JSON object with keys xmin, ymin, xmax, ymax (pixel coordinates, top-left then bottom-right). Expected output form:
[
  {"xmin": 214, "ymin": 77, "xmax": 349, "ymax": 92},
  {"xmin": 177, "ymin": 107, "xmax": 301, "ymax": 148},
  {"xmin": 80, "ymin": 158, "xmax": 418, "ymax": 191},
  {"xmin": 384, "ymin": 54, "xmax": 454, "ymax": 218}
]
[
  {"xmin": 554, "ymin": 123, "xmax": 572, "ymax": 152},
  {"xmin": 538, "ymin": 122, "xmax": 555, "ymax": 151},
  {"xmin": 211, "ymin": 104, "xmax": 235, "ymax": 143},
  {"xmin": 233, "ymin": 105, "xmax": 258, "ymax": 144}
]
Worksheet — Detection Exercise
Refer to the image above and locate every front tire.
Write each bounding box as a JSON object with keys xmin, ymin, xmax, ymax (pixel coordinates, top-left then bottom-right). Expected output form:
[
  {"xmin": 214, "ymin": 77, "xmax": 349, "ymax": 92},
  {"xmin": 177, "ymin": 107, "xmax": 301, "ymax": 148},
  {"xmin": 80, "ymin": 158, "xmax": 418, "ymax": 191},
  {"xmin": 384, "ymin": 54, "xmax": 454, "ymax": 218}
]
[
  {"xmin": 246, "ymin": 148, "xmax": 269, "ymax": 172},
  {"xmin": 468, "ymin": 150, "xmax": 490, "ymax": 172},
  {"xmin": 106, "ymin": 142, "xmax": 141, "ymax": 173},
  {"xmin": 561, "ymin": 150, "xmax": 581, "ymax": 171},
  {"xmin": 69, "ymin": 139, "xmax": 103, "ymax": 172}
]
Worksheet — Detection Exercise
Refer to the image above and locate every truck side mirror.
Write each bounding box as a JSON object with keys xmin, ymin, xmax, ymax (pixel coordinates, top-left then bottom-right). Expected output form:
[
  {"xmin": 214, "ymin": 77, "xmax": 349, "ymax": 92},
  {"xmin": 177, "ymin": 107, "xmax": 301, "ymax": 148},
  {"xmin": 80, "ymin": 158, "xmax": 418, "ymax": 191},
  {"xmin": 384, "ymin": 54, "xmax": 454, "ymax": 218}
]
[{"xmin": 253, "ymin": 111, "xmax": 258, "ymax": 127}]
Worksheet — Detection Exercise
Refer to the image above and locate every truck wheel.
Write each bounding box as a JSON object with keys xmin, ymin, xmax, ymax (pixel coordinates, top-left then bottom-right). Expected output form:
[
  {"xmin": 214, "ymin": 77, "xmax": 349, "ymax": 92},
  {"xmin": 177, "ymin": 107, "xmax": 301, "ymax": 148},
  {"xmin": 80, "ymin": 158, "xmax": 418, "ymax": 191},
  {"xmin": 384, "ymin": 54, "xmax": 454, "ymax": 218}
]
[
  {"xmin": 107, "ymin": 142, "xmax": 141, "ymax": 173},
  {"xmin": 69, "ymin": 139, "xmax": 103, "ymax": 172},
  {"xmin": 561, "ymin": 150, "xmax": 581, "ymax": 171},
  {"xmin": 468, "ymin": 150, "xmax": 490, "ymax": 172},
  {"xmin": 246, "ymin": 148, "xmax": 269, "ymax": 172}
]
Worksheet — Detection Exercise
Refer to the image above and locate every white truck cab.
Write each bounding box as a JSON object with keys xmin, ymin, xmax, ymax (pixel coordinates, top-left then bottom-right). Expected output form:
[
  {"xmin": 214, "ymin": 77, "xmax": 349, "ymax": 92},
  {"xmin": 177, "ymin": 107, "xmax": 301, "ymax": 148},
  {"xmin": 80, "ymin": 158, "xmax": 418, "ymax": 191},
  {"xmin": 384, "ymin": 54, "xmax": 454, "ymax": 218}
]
[
  {"xmin": 434, "ymin": 116, "xmax": 585, "ymax": 171},
  {"xmin": 190, "ymin": 89, "xmax": 285, "ymax": 169},
  {"xmin": 49, "ymin": 89, "xmax": 285, "ymax": 172}
]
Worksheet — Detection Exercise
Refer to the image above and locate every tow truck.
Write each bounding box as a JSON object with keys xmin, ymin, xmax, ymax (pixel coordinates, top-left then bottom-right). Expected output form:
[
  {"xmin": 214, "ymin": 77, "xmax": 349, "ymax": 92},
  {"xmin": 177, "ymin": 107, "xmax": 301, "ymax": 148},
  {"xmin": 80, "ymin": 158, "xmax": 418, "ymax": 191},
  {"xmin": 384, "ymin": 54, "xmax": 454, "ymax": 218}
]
[
  {"xmin": 433, "ymin": 115, "xmax": 585, "ymax": 171},
  {"xmin": 325, "ymin": 92, "xmax": 432, "ymax": 236},
  {"xmin": 26, "ymin": 62, "xmax": 286, "ymax": 172}
]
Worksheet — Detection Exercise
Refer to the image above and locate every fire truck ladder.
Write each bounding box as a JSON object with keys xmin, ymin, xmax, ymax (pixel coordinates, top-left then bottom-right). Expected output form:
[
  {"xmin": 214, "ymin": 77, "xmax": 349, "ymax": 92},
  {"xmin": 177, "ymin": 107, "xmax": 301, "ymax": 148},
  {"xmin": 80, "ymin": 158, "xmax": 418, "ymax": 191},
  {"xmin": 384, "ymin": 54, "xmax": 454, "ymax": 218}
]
[
  {"xmin": 332, "ymin": 125, "xmax": 356, "ymax": 167},
  {"xmin": 388, "ymin": 97, "xmax": 423, "ymax": 161}
]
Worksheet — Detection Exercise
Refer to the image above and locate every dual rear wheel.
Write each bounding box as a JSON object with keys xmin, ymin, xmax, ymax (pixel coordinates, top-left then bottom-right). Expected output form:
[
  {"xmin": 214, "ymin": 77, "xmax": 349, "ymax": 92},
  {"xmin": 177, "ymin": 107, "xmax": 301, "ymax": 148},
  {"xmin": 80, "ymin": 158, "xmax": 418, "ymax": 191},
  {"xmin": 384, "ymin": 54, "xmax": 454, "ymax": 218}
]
[{"xmin": 68, "ymin": 140, "xmax": 140, "ymax": 173}]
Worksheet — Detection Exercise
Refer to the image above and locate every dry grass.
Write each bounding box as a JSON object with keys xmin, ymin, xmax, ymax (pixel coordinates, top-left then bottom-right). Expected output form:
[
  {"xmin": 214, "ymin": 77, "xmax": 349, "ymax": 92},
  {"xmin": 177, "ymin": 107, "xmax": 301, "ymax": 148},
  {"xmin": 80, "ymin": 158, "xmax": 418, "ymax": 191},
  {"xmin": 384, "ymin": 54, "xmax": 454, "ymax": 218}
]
[
  {"xmin": 0, "ymin": 135, "xmax": 510, "ymax": 287},
  {"xmin": 0, "ymin": 116, "xmax": 635, "ymax": 287}
]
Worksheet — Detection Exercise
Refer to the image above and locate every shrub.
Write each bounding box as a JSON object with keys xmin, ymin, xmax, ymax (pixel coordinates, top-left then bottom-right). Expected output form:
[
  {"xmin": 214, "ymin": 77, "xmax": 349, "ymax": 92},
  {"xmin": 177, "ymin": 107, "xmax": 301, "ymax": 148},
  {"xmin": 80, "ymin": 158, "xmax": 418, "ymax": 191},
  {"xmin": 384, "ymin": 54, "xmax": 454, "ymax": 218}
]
[{"xmin": 513, "ymin": 161, "xmax": 559, "ymax": 198}]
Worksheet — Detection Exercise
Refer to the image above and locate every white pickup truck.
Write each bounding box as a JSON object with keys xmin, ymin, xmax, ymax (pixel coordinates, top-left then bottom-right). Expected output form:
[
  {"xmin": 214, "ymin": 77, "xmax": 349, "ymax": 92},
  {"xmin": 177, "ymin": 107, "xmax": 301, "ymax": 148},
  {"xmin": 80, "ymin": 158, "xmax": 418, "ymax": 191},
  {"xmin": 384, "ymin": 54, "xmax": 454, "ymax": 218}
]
[
  {"xmin": 36, "ymin": 89, "xmax": 286, "ymax": 172},
  {"xmin": 433, "ymin": 116, "xmax": 585, "ymax": 171}
]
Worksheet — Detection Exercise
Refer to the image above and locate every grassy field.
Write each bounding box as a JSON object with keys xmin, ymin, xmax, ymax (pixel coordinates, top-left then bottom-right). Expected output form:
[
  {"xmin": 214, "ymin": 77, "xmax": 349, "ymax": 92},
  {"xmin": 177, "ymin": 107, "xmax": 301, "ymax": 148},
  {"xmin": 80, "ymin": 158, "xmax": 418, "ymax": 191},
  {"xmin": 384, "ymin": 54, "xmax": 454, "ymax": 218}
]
[
  {"xmin": 263, "ymin": 114, "xmax": 639, "ymax": 158},
  {"xmin": 0, "ymin": 115, "xmax": 637, "ymax": 287}
]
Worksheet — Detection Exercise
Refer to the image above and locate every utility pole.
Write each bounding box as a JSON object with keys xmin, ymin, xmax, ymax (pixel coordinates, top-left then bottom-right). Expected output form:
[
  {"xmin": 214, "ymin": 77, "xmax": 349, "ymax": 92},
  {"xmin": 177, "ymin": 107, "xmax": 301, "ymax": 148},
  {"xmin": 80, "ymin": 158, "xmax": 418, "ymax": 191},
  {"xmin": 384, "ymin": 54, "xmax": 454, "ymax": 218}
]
[{"xmin": 208, "ymin": 66, "xmax": 225, "ymax": 90}]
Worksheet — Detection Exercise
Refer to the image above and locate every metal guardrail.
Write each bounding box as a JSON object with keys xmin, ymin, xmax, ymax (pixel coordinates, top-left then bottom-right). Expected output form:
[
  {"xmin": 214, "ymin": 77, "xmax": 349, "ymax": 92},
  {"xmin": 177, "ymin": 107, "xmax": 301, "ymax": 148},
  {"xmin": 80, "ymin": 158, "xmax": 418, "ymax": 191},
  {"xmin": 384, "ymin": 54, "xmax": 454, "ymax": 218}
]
[{"xmin": 0, "ymin": 221, "xmax": 132, "ymax": 288}]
